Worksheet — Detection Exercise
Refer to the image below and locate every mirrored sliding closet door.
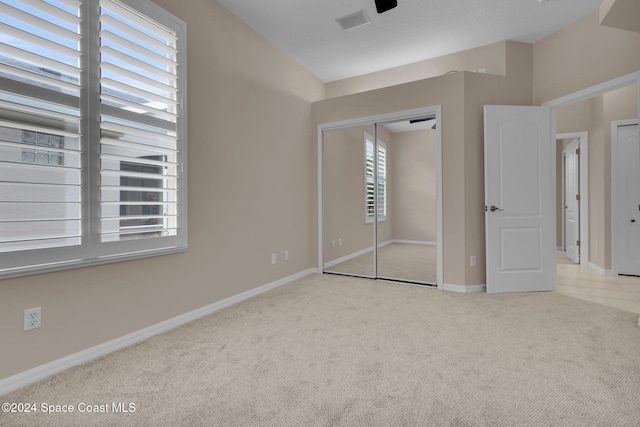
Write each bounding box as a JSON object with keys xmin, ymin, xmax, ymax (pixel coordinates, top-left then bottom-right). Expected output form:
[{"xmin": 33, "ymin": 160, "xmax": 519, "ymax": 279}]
[
  {"xmin": 374, "ymin": 120, "xmax": 437, "ymax": 285},
  {"xmin": 321, "ymin": 115, "xmax": 438, "ymax": 286},
  {"xmin": 322, "ymin": 124, "xmax": 376, "ymax": 278}
]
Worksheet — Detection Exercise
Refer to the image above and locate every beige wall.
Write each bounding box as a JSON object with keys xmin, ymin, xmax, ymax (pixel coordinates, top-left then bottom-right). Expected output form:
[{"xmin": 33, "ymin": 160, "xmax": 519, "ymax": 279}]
[
  {"xmin": 600, "ymin": 0, "xmax": 640, "ymax": 34},
  {"xmin": 326, "ymin": 41, "xmax": 509, "ymax": 99},
  {"xmin": 390, "ymin": 129, "xmax": 437, "ymax": 242},
  {"xmin": 533, "ymin": 11, "xmax": 640, "ymax": 105},
  {"xmin": 0, "ymin": 0, "xmax": 324, "ymax": 380}
]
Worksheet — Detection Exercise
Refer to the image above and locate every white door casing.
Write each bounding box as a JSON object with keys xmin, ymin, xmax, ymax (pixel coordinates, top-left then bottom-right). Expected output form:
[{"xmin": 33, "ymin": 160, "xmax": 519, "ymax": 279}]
[
  {"xmin": 484, "ymin": 105, "xmax": 555, "ymax": 293},
  {"xmin": 612, "ymin": 122, "xmax": 640, "ymax": 276},
  {"xmin": 564, "ymin": 139, "xmax": 580, "ymax": 264}
]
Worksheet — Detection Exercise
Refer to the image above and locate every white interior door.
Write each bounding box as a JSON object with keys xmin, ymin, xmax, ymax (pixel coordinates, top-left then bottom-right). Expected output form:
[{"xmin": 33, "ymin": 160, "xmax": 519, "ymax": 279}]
[
  {"xmin": 564, "ymin": 139, "xmax": 580, "ymax": 264},
  {"xmin": 613, "ymin": 123, "xmax": 640, "ymax": 276},
  {"xmin": 484, "ymin": 105, "xmax": 555, "ymax": 293}
]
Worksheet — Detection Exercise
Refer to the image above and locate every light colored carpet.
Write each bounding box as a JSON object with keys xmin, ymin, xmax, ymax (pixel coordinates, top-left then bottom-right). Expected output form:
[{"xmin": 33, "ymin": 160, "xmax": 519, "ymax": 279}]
[
  {"xmin": 327, "ymin": 243, "xmax": 437, "ymax": 284},
  {"xmin": 2, "ymin": 274, "xmax": 640, "ymax": 426}
]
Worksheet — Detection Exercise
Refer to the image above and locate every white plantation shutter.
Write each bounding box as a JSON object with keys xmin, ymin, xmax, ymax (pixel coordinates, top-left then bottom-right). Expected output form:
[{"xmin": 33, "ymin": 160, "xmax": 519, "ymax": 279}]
[
  {"xmin": 0, "ymin": 0, "xmax": 186, "ymax": 277},
  {"xmin": 364, "ymin": 136, "xmax": 386, "ymax": 222},
  {"xmin": 376, "ymin": 143, "xmax": 386, "ymax": 218},
  {"xmin": 98, "ymin": 0, "xmax": 184, "ymax": 252},
  {"xmin": 0, "ymin": 0, "xmax": 84, "ymax": 270},
  {"xmin": 365, "ymin": 140, "xmax": 375, "ymax": 218}
]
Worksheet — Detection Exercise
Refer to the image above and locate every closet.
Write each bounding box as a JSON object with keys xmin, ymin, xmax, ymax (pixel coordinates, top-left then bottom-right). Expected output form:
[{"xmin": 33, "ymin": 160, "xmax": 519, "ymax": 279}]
[{"xmin": 321, "ymin": 114, "xmax": 439, "ymax": 285}]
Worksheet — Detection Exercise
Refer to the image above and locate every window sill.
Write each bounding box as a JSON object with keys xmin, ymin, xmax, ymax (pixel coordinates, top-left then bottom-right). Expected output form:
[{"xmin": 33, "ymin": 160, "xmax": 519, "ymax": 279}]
[{"xmin": 0, "ymin": 246, "xmax": 188, "ymax": 281}]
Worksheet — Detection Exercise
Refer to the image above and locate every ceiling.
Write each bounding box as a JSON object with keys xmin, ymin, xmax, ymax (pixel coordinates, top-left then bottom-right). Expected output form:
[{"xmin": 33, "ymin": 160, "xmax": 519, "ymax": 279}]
[{"xmin": 216, "ymin": 0, "xmax": 603, "ymax": 83}]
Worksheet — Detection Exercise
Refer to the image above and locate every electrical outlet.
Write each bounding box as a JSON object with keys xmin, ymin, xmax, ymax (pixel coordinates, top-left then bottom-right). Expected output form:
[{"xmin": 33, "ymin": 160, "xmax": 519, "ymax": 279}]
[
  {"xmin": 339, "ymin": 238, "xmax": 342, "ymax": 246},
  {"xmin": 470, "ymin": 256, "xmax": 477, "ymax": 267},
  {"xmin": 284, "ymin": 250, "xmax": 289, "ymax": 261},
  {"xmin": 271, "ymin": 253, "xmax": 276, "ymax": 265},
  {"xmin": 24, "ymin": 307, "xmax": 41, "ymax": 331},
  {"xmin": 332, "ymin": 240, "xmax": 335, "ymax": 247}
]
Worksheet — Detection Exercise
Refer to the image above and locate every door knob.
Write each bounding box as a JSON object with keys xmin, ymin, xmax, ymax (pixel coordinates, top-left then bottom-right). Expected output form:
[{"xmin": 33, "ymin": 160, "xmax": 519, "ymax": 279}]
[
  {"xmin": 632, "ymin": 219, "xmax": 636, "ymax": 223},
  {"xmin": 490, "ymin": 205, "xmax": 503, "ymax": 212}
]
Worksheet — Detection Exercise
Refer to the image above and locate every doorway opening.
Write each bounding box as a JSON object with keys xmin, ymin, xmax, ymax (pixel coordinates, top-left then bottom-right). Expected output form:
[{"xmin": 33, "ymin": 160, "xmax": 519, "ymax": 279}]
[
  {"xmin": 544, "ymin": 71, "xmax": 640, "ymax": 280},
  {"xmin": 556, "ymin": 132, "xmax": 588, "ymax": 266}
]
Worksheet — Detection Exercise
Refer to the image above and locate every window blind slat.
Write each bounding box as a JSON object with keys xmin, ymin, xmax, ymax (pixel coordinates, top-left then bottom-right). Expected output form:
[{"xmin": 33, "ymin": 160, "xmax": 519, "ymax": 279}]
[
  {"xmin": 0, "ymin": 2, "xmax": 80, "ymax": 42},
  {"xmin": 0, "ymin": 99, "xmax": 79, "ymax": 124},
  {"xmin": 99, "ymin": 14, "xmax": 178, "ymax": 56},
  {"xmin": 55, "ymin": 0, "xmax": 81, "ymax": 10},
  {"xmin": 0, "ymin": 182, "xmax": 80, "ymax": 203},
  {"xmin": 101, "ymin": 77, "xmax": 177, "ymax": 107},
  {"xmin": 101, "ymin": 153, "xmax": 176, "ymax": 168},
  {"xmin": 100, "ymin": 93, "xmax": 177, "ymax": 121},
  {"xmin": 0, "ymin": 23, "xmax": 81, "ymax": 59},
  {"xmin": 100, "ymin": 46, "xmax": 175, "ymax": 81},
  {"xmin": 100, "ymin": 137, "xmax": 176, "ymax": 155},
  {"xmin": 16, "ymin": 0, "xmax": 81, "ymax": 26},
  {"xmin": 100, "ymin": 121, "xmax": 176, "ymax": 144},
  {"xmin": 0, "ymin": 236, "xmax": 81, "ymax": 254},
  {"xmin": 0, "ymin": 220, "xmax": 81, "ymax": 243},
  {"xmin": 0, "ymin": 202, "xmax": 81, "ymax": 222},
  {"xmin": 0, "ymin": 120, "xmax": 80, "ymax": 138},
  {"xmin": 101, "ymin": 185, "xmax": 176, "ymax": 194},
  {"xmin": 101, "ymin": 62, "xmax": 177, "ymax": 95},
  {"xmin": 0, "ymin": 140, "xmax": 80, "ymax": 156},
  {"xmin": 0, "ymin": 78, "xmax": 80, "ymax": 110},
  {"xmin": 100, "ymin": 103, "xmax": 176, "ymax": 132},
  {"xmin": 100, "ymin": 0, "xmax": 177, "ymax": 42},
  {"xmin": 0, "ymin": 43, "xmax": 79, "ymax": 77},
  {"xmin": 100, "ymin": 30, "xmax": 177, "ymax": 69},
  {"xmin": 100, "ymin": 169, "xmax": 177, "ymax": 180}
]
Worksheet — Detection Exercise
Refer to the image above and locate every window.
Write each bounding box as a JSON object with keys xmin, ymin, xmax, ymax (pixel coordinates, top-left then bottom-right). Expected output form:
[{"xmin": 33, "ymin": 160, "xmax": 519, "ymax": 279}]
[
  {"xmin": 0, "ymin": 0, "xmax": 187, "ymax": 278},
  {"xmin": 365, "ymin": 134, "xmax": 386, "ymax": 222}
]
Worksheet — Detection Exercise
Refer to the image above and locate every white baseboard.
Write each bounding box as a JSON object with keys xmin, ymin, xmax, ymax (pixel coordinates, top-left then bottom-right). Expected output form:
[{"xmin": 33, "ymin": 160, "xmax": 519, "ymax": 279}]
[
  {"xmin": 0, "ymin": 268, "xmax": 317, "ymax": 397},
  {"xmin": 391, "ymin": 240, "xmax": 436, "ymax": 246},
  {"xmin": 324, "ymin": 246, "xmax": 374, "ymax": 269},
  {"xmin": 589, "ymin": 263, "xmax": 614, "ymax": 276},
  {"xmin": 443, "ymin": 283, "xmax": 486, "ymax": 293},
  {"xmin": 323, "ymin": 240, "xmax": 434, "ymax": 269}
]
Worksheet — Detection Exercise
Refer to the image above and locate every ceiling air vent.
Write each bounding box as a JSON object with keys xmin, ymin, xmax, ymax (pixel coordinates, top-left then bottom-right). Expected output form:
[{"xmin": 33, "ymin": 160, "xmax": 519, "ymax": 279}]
[{"xmin": 336, "ymin": 10, "xmax": 370, "ymax": 31}]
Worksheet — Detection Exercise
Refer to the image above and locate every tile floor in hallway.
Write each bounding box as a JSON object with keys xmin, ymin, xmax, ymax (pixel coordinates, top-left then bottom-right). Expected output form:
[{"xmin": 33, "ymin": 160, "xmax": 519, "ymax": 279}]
[{"xmin": 556, "ymin": 251, "xmax": 640, "ymax": 315}]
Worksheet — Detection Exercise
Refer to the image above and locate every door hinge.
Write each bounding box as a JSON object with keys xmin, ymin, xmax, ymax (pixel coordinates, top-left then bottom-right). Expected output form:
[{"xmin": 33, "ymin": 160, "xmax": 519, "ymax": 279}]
[
  {"xmin": 576, "ymin": 240, "xmax": 581, "ymax": 247},
  {"xmin": 576, "ymin": 194, "xmax": 580, "ymax": 201},
  {"xmin": 576, "ymin": 148, "xmax": 581, "ymax": 155}
]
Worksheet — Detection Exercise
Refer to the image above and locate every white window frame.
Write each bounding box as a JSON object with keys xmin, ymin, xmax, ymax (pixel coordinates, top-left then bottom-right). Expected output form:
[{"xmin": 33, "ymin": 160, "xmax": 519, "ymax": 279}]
[
  {"xmin": 0, "ymin": 0, "xmax": 188, "ymax": 279},
  {"xmin": 364, "ymin": 133, "xmax": 386, "ymax": 223}
]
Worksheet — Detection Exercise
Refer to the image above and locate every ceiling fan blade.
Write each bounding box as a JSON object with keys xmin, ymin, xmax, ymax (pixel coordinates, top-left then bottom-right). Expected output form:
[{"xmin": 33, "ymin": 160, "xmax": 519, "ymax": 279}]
[{"xmin": 375, "ymin": 0, "xmax": 397, "ymax": 14}]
